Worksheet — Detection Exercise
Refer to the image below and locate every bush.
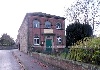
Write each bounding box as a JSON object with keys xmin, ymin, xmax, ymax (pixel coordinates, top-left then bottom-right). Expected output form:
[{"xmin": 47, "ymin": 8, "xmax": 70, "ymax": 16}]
[
  {"xmin": 66, "ymin": 21, "xmax": 93, "ymax": 46},
  {"xmin": 67, "ymin": 37, "xmax": 100, "ymax": 65}
]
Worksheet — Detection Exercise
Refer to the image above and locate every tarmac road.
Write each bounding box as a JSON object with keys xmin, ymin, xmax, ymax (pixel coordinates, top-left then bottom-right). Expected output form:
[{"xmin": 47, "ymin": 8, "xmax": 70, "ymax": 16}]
[
  {"xmin": 0, "ymin": 50, "xmax": 21, "ymax": 70},
  {"xmin": 0, "ymin": 49, "xmax": 62, "ymax": 70}
]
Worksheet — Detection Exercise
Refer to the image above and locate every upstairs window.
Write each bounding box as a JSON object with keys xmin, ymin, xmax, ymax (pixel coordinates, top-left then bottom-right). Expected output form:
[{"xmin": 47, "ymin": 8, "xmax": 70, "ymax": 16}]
[
  {"xmin": 45, "ymin": 21, "xmax": 51, "ymax": 28},
  {"xmin": 57, "ymin": 36, "xmax": 62, "ymax": 44},
  {"xmin": 56, "ymin": 23, "xmax": 61, "ymax": 29},
  {"xmin": 33, "ymin": 20, "xmax": 40, "ymax": 28},
  {"xmin": 34, "ymin": 35, "xmax": 40, "ymax": 45}
]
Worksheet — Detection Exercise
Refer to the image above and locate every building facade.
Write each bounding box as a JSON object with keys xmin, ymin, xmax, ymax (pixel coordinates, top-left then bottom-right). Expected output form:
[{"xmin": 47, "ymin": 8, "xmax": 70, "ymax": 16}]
[{"xmin": 17, "ymin": 12, "xmax": 65, "ymax": 53}]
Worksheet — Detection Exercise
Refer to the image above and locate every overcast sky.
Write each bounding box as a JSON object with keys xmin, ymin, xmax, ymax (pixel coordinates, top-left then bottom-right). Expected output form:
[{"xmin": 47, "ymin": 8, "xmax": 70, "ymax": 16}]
[
  {"xmin": 0, "ymin": 0, "xmax": 100, "ymax": 40},
  {"xmin": 0, "ymin": 0, "xmax": 76, "ymax": 40}
]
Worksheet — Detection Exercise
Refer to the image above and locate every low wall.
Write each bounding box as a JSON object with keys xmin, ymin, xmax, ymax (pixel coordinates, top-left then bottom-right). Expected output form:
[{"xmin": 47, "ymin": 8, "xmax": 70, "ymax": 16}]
[
  {"xmin": 0, "ymin": 45, "xmax": 18, "ymax": 50},
  {"xmin": 32, "ymin": 52, "xmax": 100, "ymax": 70}
]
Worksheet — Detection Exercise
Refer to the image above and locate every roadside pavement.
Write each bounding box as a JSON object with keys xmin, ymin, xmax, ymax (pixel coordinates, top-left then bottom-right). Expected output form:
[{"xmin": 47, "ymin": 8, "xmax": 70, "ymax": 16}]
[{"xmin": 13, "ymin": 49, "xmax": 57, "ymax": 70}]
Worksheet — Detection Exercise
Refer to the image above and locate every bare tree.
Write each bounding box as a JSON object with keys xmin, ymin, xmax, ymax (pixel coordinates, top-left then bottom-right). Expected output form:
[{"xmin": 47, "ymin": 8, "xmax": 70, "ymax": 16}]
[{"xmin": 65, "ymin": 0, "xmax": 100, "ymax": 33}]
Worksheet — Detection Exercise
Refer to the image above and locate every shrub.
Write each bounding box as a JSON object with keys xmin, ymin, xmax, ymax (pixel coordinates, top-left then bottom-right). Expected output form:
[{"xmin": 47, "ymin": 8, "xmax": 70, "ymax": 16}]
[{"xmin": 67, "ymin": 37, "xmax": 100, "ymax": 65}]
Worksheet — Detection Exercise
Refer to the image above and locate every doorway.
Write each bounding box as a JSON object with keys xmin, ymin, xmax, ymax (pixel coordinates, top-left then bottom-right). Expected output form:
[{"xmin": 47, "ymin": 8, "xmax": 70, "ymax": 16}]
[{"xmin": 46, "ymin": 39, "xmax": 52, "ymax": 52}]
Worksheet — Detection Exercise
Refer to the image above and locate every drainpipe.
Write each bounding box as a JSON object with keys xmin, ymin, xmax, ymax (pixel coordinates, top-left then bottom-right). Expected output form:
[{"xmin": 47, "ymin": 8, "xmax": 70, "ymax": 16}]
[
  {"xmin": 40, "ymin": 20, "xmax": 41, "ymax": 48},
  {"xmin": 27, "ymin": 15, "xmax": 30, "ymax": 54},
  {"xmin": 65, "ymin": 28, "xmax": 69, "ymax": 59}
]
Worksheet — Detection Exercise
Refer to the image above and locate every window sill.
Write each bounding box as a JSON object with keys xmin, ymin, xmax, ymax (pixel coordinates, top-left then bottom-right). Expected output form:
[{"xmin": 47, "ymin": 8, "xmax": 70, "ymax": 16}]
[
  {"xmin": 34, "ymin": 44, "xmax": 40, "ymax": 46},
  {"xmin": 45, "ymin": 28, "xmax": 51, "ymax": 29},
  {"xmin": 56, "ymin": 28, "xmax": 61, "ymax": 29},
  {"xmin": 56, "ymin": 28, "xmax": 64, "ymax": 30},
  {"xmin": 33, "ymin": 27, "xmax": 40, "ymax": 28}
]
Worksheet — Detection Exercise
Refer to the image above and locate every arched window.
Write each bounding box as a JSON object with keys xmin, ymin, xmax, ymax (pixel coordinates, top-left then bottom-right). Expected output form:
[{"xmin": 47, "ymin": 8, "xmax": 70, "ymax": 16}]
[
  {"xmin": 45, "ymin": 21, "xmax": 51, "ymax": 28},
  {"xmin": 33, "ymin": 20, "xmax": 40, "ymax": 28},
  {"xmin": 57, "ymin": 36, "xmax": 62, "ymax": 44},
  {"xmin": 56, "ymin": 23, "xmax": 61, "ymax": 29},
  {"xmin": 34, "ymin": 35, "xmax": 40, "ymax": 45}
]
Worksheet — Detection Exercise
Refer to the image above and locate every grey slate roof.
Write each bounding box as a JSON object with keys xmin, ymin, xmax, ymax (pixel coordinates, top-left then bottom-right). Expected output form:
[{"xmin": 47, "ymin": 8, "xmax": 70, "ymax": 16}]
[{"xmin": 25, "ymin": 12, "xmax": 65, "ymax": 20}]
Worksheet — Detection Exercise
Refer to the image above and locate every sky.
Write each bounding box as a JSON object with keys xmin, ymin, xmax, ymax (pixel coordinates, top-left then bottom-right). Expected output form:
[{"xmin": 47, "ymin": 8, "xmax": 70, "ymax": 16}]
[
  {"xmin": 0, "ymin": 0, "xmax": 100, "ymax": 40},
  {"xmin": 0, "ymin": 0, "xmax": 76, "ymax": 40}
]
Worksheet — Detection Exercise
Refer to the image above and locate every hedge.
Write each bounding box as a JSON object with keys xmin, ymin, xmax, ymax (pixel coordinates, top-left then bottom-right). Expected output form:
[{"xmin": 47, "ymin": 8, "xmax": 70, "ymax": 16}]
[{"xmin": 67, "ymin": 37, "xmax": 100, "ymax": 65}]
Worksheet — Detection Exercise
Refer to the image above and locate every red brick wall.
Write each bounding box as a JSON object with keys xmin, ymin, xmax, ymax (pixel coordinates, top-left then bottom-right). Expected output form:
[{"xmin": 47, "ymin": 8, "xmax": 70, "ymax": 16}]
[
  {"xmin": 28, "ymin": 15, "xmax": 65, "ymax": 49},
  {"xmin": 18, "ymin": 13, "xmax": 66, "ymax": 53}
]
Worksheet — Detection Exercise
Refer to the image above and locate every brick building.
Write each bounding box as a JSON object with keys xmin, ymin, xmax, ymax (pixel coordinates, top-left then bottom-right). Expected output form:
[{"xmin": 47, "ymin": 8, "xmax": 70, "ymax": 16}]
[{"xmin": 17, "ymin": 12, "xmax": 65, "ymax": 53}]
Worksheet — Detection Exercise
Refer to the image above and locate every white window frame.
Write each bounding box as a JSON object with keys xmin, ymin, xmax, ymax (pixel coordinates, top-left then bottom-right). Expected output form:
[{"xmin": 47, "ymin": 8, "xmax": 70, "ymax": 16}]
[
  {"xmin": 33, "ymin": 20, "xmax": 40, "ymax": 28},
  {"xmin": 57, "ymin": 36, "xmax": 62, "ymax": 44},
  {"xmin": 34, "ymin": 37, "xmax": 40, "ymax": 45},
  {"xmin": 45, "ymin": 21, "xmax": 51, "ymax": 28},
  {"xmin": 56, "ymin": 23, "xmax": 61, "ymax": 29}
]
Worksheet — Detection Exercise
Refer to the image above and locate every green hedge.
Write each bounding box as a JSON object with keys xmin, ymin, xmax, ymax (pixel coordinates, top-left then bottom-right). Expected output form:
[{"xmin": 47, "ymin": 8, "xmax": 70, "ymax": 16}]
[{"xmin": 67, "ymin": 37, "xmax": 100, "ymax": 65}]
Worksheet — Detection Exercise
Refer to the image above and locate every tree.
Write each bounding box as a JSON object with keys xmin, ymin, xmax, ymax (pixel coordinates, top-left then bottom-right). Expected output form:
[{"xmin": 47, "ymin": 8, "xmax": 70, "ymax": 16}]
[
  {"xmin": 66, "ymin": 21, "xmax": 93, "ymax": 46},
  {"xmin": 65, "ymin": 0, "xmax": 100, "ymax": 32},
  {"xmin": 0, "ymin": 33, "xmax": 15, "ymax": 46}
]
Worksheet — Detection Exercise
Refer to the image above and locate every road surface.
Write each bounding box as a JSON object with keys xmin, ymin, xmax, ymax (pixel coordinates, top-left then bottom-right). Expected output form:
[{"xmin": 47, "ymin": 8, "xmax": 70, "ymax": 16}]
[
  {"xmin": 0, "ymin": 49, "xmax": 63, "ymax": 70},
  {"xmin": 0, "ymin": 50, "xmax": 21, "ymax": 70}
]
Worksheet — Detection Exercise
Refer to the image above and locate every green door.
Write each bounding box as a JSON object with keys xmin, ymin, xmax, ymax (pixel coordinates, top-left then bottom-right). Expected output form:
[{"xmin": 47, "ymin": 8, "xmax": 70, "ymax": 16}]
[{"xmin": 46, "ymin": 39, "xmax": 52, "ymax": 52}]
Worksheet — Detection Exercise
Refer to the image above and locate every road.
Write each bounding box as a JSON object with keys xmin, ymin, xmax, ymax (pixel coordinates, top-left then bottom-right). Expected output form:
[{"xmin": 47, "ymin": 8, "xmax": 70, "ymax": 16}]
[
  {"xmin": 0, "ymin": 50, "xmax": 21, "ymax": 70},
  {"xmin": 0, "ymin": 49, "xmax": 61, "ymax": 70}
]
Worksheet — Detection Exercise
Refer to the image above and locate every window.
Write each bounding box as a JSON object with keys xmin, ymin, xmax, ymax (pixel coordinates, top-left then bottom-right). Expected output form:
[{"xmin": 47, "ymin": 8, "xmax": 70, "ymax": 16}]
[
  {"xmin": 34, "ymin": 35, "xmax": 40, "ymax": 45},
  {"xmin": 45, "ymin": 21, "xmax": 51, "ymax": 28},
  {"xmin": 56, "ymin": 23, "xmax": 61, "ymax": 29},
  {"xmin": 33, "ymin": 20, "xmax": 40, "ymax": 28},
  {"xmin": 57, "ymin": 36, "xmax": 62, "ymax": 44}
]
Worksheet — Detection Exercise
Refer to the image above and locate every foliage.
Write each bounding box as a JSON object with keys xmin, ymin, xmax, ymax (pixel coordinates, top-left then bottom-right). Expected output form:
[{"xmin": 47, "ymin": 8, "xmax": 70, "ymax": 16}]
[
  {"xmin": 65, "ymin": 0, "xmax": 100, "ymax": 30},
  {"xmin": 0, "ymin": 33, "xmax": 15, "ymax": 46},
  {"xmin": 67, "ymin": 37, "xmax": 100, "ymax": 65},
  {"xmin": 66, "ymin": 21, "xmax": 93, "ymax": 46}
]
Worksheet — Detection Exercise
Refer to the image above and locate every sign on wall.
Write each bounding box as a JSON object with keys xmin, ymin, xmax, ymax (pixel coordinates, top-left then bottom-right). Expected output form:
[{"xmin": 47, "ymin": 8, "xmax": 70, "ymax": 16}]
[{"xmin": 44, "ymin": 29, "xmax": 53, "ymax": 33}]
